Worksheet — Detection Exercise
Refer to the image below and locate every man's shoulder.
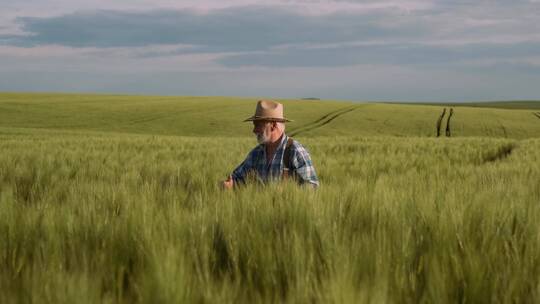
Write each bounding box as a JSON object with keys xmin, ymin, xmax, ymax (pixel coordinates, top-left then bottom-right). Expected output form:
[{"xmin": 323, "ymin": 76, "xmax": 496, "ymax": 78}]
[
  {"xmin": 286, "ymin": 137, "xmax": 316, "ymax": 169},
  {"xmin": 288, "ymin": 138, "xmax": 311, "ymax": 156}
]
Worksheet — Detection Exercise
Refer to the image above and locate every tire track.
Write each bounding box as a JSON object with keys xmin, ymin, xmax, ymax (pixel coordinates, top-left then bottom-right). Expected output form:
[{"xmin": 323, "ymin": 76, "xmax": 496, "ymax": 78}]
[
  {"xmin": 482, "ymin": 143, "xmax": 516, "ymax": 163},
  {"xmin": 288, "ymin": 106, "xmax": 359, "ymax": 137}
]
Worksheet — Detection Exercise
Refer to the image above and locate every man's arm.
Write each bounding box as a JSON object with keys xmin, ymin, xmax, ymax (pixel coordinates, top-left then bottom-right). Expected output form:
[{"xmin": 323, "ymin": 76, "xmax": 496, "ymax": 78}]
[
  {"xmin": 222, "ymin": 175, "xmax": 234, "ymax": 189},
  {"xmin": 224, "ymin": 149, "xmax": 256, "ymax": 188},
  {"xmin": 291, "ymin": 144, "xmax": 320, "ymax": 188}
]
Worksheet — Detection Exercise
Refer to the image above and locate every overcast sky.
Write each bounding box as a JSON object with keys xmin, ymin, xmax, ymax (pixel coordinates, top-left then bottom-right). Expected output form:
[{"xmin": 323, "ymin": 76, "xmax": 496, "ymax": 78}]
[{"xmin": 1, "ymin": 0, "xmax": 539, "ymax": 101}]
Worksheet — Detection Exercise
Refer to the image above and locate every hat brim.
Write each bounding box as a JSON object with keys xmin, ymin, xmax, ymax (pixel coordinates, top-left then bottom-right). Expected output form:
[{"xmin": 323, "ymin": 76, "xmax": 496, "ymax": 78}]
[{"xmin": 243, "ymin": 116, "xmax": 292, "ymax": 122}]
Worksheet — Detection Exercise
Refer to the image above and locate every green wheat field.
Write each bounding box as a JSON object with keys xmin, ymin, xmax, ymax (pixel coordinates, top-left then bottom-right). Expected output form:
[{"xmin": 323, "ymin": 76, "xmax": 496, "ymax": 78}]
[{"xmin": 1, "ymin": 92, "xmax": 540, "ymax": 303}]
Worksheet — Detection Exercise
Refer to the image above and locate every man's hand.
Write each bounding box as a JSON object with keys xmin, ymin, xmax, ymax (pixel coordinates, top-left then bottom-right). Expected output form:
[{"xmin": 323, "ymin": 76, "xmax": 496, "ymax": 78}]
[{"xmin": 222, "ymin": 175, "xmax": 234, "ymax": 190}]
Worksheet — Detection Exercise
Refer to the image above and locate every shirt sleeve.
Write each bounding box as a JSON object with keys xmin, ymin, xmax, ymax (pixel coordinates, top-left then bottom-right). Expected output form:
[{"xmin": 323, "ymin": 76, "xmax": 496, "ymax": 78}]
[
  {"xmin": 231, "ymin": 149, "xmax": 256, "ymax": 185},
  {"xmin": 291, "ymin": 143, "xmax": 320, "ymax": 188}
]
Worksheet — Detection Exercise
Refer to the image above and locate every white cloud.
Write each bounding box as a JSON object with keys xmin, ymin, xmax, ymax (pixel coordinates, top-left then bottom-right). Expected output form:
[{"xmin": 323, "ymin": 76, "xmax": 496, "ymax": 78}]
[{"xmin": 1, "ymin": 0, "xmax": 539, "ymax": 100}]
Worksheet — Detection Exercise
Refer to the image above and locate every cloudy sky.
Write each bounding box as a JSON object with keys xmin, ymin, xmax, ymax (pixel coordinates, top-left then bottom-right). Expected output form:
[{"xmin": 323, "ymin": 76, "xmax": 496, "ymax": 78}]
[{"xmin": 1, "ymin": 0, "xmax": 540, "ymax": 101}]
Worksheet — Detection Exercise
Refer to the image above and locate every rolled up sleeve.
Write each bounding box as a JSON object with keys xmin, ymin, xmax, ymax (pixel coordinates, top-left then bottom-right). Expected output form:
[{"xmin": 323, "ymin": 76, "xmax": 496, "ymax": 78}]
[
  {"xmin": 291, "ymin": 144, "xmax": 320, "ymax": 188},
  {"xmin": 231, "ymin": 150, "xmax": 256, "ymax": 185}
]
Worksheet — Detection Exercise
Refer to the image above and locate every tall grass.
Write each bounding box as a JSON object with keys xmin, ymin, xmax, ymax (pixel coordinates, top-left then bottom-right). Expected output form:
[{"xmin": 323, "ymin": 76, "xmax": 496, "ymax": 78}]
[{"xmin": 1, "ymin": 129, "xmax": 539, "ymax": 303}]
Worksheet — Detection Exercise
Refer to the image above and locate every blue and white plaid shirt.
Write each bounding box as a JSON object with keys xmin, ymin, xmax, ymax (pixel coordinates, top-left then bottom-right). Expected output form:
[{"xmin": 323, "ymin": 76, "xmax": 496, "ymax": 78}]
[{"xmin": 231, "ymin": 134, "xmax": 319, "ymax": 187}]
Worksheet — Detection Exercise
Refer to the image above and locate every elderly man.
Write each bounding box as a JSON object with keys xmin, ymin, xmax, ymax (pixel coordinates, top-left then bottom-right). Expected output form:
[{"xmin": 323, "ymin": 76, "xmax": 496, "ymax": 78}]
[{"xmin": 222, "ymin": 100, "xmax": 319, "ymax": 189}]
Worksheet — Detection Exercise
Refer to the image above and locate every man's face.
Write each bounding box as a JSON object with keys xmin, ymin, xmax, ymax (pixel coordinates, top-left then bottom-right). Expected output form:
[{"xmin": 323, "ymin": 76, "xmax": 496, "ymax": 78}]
[{"xmin": 252, "ymin": 121, "xmax": 273, "ymax": 144}]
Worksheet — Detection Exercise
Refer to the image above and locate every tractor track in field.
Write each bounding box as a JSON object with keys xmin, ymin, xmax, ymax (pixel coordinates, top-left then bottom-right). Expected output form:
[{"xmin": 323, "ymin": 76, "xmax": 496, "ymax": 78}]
[
  {"xmin": 288, "ymin": 106, "xmax": 359, "ymax": 137},
  {"xmin": 482, "ymin": 143, "xmax": 516, "ymax": 163},
  {"xmin": 533, "ymin": 112, "xmax": 540, "ymax": 120}
]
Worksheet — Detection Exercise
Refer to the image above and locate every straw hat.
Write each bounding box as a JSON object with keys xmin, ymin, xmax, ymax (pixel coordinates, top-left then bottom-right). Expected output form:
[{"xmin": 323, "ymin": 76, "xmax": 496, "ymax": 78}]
[{"xmin": 244, "ymin": 100, "xmax": 292, "ymax": 122}]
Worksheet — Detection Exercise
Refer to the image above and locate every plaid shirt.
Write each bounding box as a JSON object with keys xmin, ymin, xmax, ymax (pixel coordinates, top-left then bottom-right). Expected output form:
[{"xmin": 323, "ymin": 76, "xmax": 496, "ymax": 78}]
[{"xmin": 231, "ymin": 134, "xmax": 319, "ymax": 187}]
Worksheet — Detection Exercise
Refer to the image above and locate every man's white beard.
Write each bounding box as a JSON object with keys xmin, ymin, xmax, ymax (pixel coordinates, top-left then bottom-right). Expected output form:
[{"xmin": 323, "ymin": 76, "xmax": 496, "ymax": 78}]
[{"xmin": 256, "ymin": 129, "xmax": 271, "ymax": 144}]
